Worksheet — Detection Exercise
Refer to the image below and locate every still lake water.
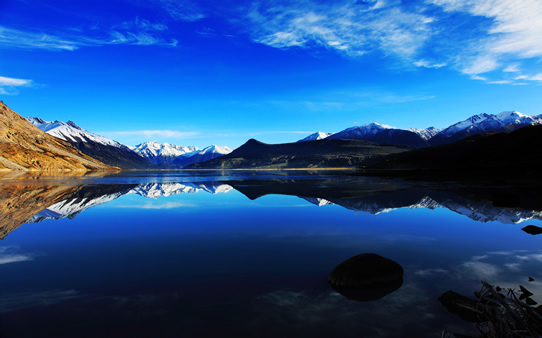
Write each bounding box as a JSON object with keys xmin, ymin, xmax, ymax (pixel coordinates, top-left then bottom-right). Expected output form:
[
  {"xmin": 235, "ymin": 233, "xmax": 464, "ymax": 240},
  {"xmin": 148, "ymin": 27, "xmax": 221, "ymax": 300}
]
[{"xmin": 1, "ymin": 171, "xmax": 541, "ymax": 337}]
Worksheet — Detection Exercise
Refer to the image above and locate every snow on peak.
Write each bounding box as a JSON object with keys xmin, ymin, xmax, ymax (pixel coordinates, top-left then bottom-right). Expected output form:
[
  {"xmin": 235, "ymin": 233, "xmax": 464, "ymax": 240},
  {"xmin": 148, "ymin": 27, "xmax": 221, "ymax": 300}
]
[
  {"xmin": 297, "ymin": 131, "xmax": 332, "ymax": 142},
  {"xmin": 199, "ymin": 145, "xmax": 233, "ymax": 155},
  {"xmin": 334, "ymin": 122, "xmax": 397, "ymax": 138},
  {"xmin": 131, "ymin": 141, "xmax": 232, "ymax": 165},
  {"xmin": 409, "ymin": 126, "xmax": 440, "ymax": 140},
  {"xmin": 496, "ymin": 110, "xmax": 536, "ymax": 125},
  {"xmin": 437, "ymin": 111, "xmax": 541, "ymax": 138},
  {"xmin": 26, "ymin": 116, "xmax": 125, "ymax": 148},
  {"xmin": 132, "ymin": 141, "xmax": 199, "ymax": 158}
]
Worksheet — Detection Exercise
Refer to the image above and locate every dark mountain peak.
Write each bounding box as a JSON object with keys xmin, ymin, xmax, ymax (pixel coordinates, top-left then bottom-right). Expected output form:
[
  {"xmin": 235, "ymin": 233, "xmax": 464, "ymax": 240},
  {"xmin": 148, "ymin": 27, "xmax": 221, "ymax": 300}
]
[
  {"xmin": 244, "ymin": 138, "xmax": 266, "ymax": 146},
  {"xmin": 238, "ymin": 139, "xmax": 268, "ymax": 149},
  {"xmin": 66, "ymin": 120, "xmax": 82, "ymax": 130}
]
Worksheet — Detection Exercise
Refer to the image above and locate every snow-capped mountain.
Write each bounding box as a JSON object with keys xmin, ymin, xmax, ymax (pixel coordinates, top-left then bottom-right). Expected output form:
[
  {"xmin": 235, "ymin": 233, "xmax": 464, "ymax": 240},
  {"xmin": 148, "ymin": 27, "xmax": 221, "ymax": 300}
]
[
  {"xmin": 302, "ymin": 111, "xmax": 541, "ymax": 148},
  {"xmin": 429, "ymin": 111, "xmax": 542, "ymax": 145},
  {"xmin": 327, "ymin": 122, "xmax": 429, "ymax": 148},
  {"xmin": 27, "ymin": 117, "xmax": 123, "ymax": 147},
  {"xmin": 130, "ymin": 141, "xmax": 199, "ymax": 165},
  {"xmin": 408, "ymin": 127, "xmax": 440, "ymax": 141},
  {"xmin": 27, "ymin": 117, "xmax": 152, "ymax": 169},
  {"xmin": 297, "ymin": 131, "xmax": 332, "ymax": 142},
  {"xmin": 131, "ymin": 141, "xmax": 232, "ymax": 167}
]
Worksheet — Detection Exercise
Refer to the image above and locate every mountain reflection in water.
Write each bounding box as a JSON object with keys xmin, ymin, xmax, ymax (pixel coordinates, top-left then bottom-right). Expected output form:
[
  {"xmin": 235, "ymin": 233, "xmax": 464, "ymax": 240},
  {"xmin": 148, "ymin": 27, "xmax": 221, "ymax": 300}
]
[
  {"xmin": 1, "ymin": 172, "xmax": 542, "ymax": 337},
  {"xmin": 1, "ymin": 175, "xmax": 541, "ymax": 239}
]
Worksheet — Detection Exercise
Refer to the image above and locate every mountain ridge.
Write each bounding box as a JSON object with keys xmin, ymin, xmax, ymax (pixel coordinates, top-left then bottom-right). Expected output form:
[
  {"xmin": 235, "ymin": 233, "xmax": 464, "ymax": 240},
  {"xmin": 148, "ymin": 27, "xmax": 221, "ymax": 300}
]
[
  {"xmin": 187, "ymin": 138, "xmax": 412, "ymax": 169},
  {"xmin": 27, "ymin": 117, "xmax": 152, "ymax": 169},
  {"xmin": 298, "ymin": 111, "xmax": 542, "ymax": 148},
  {"xmin": 131, "ymin": 141, "xmax": 232, "ymax": 168},
  {"xmin": 0, "ymin": 101, "xmax": 114, "ymax": 171}
]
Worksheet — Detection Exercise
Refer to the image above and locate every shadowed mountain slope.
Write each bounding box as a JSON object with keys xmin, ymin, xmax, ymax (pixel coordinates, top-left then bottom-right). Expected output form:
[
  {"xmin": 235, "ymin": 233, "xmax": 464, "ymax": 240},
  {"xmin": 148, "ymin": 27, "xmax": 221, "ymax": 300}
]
[
  {"xmin": 187, "ymin": 138, "xmax": 412, "ymax": 169},
  {"xmin": 364, "ymin": 125, "xmax": 542, "ymax": 181}
]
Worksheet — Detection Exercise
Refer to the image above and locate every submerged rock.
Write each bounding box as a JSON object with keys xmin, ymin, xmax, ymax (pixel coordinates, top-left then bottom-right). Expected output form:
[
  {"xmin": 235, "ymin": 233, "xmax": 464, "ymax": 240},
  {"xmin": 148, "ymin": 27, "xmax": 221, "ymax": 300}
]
[{"xmin": 328, "ymin": 253, "xmax": 403, "ymax": 301}]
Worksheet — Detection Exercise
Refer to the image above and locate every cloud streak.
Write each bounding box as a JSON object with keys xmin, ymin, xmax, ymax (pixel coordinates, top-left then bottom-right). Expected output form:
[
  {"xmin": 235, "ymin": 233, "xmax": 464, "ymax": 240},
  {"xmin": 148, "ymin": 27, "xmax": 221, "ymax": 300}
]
[
  {"xmin": 0, "ymin": 18, "xmax": 177, "ymax": 51},
  {"xmin": 103, "ymin": 130, "xmax": 199, "ymax": 138},
  {"xmin": 247, "ymin": 0, "xmax": 435, "ymax": 59},
  {"xmin": 427, "ymin": 0, "xmax": 542, "ymax": 78},
  {"xmin": 0, "ymin": 75, "xmax": 34, "ymax": 95}
]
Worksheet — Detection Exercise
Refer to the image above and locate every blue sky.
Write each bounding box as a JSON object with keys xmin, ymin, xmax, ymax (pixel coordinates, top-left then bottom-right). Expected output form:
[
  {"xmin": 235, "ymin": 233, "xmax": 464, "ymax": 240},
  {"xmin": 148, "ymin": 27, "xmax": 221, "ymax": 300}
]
[{"xmin": 1, "ymin": 0, "xmax": 541, "ymax": 149}]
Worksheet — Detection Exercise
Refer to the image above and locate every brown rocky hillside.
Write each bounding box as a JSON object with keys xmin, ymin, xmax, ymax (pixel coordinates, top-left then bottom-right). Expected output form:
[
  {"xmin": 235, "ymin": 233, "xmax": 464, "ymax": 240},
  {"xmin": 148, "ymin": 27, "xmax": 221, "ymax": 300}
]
[{"xmin": 0, "ymin": 101, "xmax": 115, "ymax": 171}]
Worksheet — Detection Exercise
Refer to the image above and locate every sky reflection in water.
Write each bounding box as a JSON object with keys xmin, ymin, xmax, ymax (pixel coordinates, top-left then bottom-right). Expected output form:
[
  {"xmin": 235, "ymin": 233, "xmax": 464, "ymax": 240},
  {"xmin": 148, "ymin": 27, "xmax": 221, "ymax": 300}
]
[{"xmin": 1, "ymin": 172, "xmax": 541, "ymax": 337}]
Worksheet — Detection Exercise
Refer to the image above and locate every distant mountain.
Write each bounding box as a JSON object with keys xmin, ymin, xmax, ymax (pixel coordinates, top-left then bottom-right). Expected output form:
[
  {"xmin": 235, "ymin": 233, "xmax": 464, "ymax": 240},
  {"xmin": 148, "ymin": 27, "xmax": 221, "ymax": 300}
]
[
  {"xmin": 187, "ymin": 138, "xmax": 411, "ymax": 169},
  {"xmin": 428, "ymin": 111, "xmax": 542, "ymax": 145},
  {"xmin": 326, "ymin": 123, "xmax": 430, "ymax": 148},
  {"xmin": 408, "ymin": 127, "xmax": 440, "ymax": 141},
  {"xmin": 0, "ymin": 101, "xmax": 113, "ymax": 171},
  {"xmin": 297, "ymin": 131, "xmax": 332, "ymax": 142},
  {"xmin": 131, "ymin": 141, "xmax": 232, "ymax": 168},
  {"xmin": 303, "ymin": 111, "xmax": 541, "ymax": 149},
  {"xmin": 130, "ymin": 141, "xmax": 199, "ymax": 166},
  {"xmin": 27, "ymin": 117, "xmax": 152, "ymax": 169},
  {"xmin": 365, "ymin": 125, "xmax": 542, "ymax": 181}
]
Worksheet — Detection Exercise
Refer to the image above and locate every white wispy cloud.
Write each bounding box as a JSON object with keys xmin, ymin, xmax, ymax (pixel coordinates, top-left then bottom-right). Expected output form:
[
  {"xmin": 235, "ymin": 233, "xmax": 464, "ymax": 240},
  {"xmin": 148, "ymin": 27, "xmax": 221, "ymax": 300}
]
[
  {"xmin": 488, "ymin": 80, "xmax": 512, "ymax": 84},
  {"xmin": 0, "ymin": 75, "xmax": 34, "ymax": 95},
  {"xmin": 0, "ymin": 18, "xmax": 177, "ymax": 51},
  {"xmin": 503, "ymin": 63, "xmax": 520, "ymax": 72},
  {"xmin": 213, "ymin": 130, "xmax": 315, "ymax": 138},
  {"xmin": 0, "ymin": 26, "xmax": 81, "ymax": 51},
  {"xmin": 247, "ymin": 0, "xmax": 435, "ymax": 59},
  {"xmin": 103, "ymin": 130, "xmax": 199, "ymax": 138},
  {"xmin": 427, "ymin": 0, "xmax": 542, "ymax": 77},
  {"xmin": 413, "ymin": 59, "xmax": 447, "ymax": 68},
  {"xmin": 159, "ymin": 0, "xmax": 205, "ymax": 21},
  {"xmin": 514, "ymin": 73, "xmax": 542, "ymax": 82}
]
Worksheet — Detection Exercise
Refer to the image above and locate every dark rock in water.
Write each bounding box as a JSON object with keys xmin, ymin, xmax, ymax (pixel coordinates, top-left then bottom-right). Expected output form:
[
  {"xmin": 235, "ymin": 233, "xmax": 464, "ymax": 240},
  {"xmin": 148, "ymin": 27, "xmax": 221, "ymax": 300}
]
[
  {"xmin": 439, "ymin": 290, "xmax": 485, "ymax": 323},
  {"xmin": 529, "ymin": 277, "xmax": 535, "ymax": 282},
  {"xmin": 522, "ymin": 225, "xmax": 542, "ymax": 235},
  {"xmin": 328, "ymin": 253, "xmax": 403, "ymax": 301}
]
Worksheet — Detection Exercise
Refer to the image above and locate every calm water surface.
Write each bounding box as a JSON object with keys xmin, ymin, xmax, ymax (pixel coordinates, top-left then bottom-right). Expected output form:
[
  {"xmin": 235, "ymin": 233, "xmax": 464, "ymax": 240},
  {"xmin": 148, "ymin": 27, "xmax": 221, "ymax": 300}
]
[{"xmin": 1, "ymin": 171, "xmax": 541, "ymax": 337}]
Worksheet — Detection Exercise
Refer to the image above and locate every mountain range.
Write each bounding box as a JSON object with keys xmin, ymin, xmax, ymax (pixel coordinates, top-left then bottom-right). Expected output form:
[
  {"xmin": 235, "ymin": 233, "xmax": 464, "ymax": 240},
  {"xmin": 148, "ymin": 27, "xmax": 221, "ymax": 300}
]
[
  {"xmin": 364, "ymin": 124, "xmax": 542, "ymax": 181},
  {"xmin": 299, "ymin": 111, "xmax": 542, "ymax": 148},
  {"xmin": 27, "ymin": 117, "xmax": 152, "ymax": 169},
  {"xmin": 2, "ymin": 100, "xmax": 542, "ymax": 172},
  {"xmin": 26, "ymin": 116, "xmax": 232, "ymax": 169},
  {"xmin": 130, "ymin": 141, "xmax": 232, "ymax": 168},
  {"xmin": 187, "ymin": 138, "xmax": 411, "ymax": 169}
]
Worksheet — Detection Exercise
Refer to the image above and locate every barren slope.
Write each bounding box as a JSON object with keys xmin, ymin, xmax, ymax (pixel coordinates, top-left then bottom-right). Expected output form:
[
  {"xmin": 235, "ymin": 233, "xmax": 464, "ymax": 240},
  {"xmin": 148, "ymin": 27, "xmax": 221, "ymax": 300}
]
[{"xmin": 0, "ymin": 101, "xmax": 114, "ymax": 171}]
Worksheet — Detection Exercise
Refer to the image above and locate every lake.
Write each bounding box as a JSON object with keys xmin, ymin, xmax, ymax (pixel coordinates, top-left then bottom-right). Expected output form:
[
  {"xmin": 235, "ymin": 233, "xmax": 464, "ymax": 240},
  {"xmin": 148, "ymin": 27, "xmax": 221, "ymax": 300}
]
[{"xmin": 1, "ymin": 171, "xmax": 541, "ymax": 337}]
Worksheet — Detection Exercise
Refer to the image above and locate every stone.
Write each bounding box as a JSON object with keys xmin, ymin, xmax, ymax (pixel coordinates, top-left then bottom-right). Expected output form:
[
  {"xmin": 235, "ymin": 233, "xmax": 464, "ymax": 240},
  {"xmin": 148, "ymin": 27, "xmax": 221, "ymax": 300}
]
[{"xmin": 328, "ymin": 253, "xmax": 403, "ymax": 301}]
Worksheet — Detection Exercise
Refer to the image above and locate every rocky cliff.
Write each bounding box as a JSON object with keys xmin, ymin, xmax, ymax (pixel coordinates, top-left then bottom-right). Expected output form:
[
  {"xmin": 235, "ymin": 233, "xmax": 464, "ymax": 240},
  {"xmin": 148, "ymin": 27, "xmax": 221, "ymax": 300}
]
[{"xmin": 0, "ymin": 101, "xmax": 114, "ymax": 171}]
